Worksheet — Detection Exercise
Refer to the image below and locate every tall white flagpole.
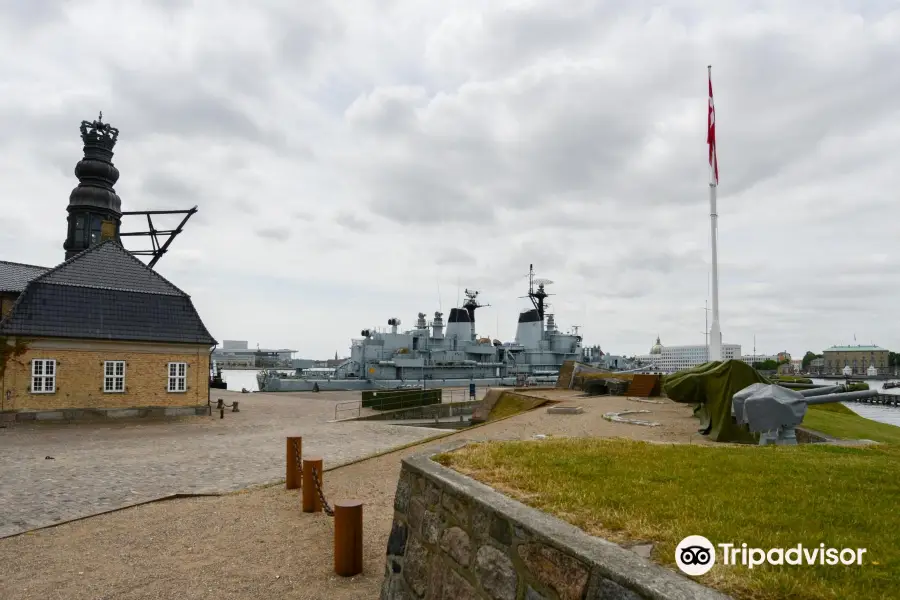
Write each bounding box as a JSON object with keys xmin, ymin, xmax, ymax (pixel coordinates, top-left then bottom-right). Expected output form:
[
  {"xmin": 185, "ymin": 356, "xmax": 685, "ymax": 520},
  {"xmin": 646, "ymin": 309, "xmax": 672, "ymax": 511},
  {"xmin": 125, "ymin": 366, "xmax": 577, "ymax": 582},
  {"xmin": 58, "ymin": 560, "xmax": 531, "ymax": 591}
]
[{"xmin": 707, "ymin": 65, "xmax": 723, "ymax": 362}]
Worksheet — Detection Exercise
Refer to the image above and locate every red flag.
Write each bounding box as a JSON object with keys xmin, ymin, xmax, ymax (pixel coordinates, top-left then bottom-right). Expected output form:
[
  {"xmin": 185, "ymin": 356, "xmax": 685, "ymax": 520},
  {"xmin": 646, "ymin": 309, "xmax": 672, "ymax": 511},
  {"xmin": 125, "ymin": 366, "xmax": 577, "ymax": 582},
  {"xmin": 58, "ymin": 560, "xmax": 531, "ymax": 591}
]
[{"xmin": 707, "ymin": 67, "xmax": 718, "ymax": 185}]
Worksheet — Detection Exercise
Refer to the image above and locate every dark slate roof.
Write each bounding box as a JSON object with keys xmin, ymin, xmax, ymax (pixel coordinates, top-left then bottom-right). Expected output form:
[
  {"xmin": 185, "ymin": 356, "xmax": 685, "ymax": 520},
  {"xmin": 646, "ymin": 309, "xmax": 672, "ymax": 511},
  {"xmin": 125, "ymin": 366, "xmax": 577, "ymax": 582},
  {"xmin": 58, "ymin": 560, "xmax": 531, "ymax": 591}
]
[
  {"xmin": 0, "ymin": 240, "xmax": 216, "ymax": 345},
  {"xmin": 39, "ymin": 240, "xmax": 184, "ymax": 295},
  {"xmin": 0, "ymin": 261, "xmax": 49, "ymax": 293}
]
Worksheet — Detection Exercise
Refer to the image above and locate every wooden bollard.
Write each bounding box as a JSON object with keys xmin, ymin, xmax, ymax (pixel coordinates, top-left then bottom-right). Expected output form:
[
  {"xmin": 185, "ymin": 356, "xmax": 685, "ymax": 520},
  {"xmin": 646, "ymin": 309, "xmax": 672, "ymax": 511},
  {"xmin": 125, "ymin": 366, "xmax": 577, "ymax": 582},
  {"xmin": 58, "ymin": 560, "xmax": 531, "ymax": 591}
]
[
  {"xmin": 302, "ymin": 456, "xmax": 324, "ymax": 513},
  {"xmin": 285, "ymin": 437, "xmax": 302, "ymax": 490},
  {"xmin": 334, "ymin": 501, "xmax": 363, "ymax": 576}
]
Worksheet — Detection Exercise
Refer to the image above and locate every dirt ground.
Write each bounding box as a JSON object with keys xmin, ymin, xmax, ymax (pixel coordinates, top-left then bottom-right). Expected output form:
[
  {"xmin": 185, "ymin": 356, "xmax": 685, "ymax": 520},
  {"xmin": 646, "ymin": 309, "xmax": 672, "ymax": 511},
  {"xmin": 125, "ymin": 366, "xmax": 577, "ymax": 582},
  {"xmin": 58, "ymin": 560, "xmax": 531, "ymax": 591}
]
[{"xmin": 0, "ymin": 392, "xmax": 708, "ymax": 600}]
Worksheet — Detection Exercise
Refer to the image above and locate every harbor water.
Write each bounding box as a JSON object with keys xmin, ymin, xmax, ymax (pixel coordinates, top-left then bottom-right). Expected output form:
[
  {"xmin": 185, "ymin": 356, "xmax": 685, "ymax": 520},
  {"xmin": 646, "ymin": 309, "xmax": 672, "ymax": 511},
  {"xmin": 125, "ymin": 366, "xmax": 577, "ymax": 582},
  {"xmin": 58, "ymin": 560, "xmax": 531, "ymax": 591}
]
[
  {"xmin": 221, "ymin": 369, "xmax": 292, "ymax": 393},
  {"xmin": 222, "ymin": 371, "xmax": 900, "ymax": 428},
  {"xmin": 810, "ymin": 378, "xmax": 900, "ymax": 427}
]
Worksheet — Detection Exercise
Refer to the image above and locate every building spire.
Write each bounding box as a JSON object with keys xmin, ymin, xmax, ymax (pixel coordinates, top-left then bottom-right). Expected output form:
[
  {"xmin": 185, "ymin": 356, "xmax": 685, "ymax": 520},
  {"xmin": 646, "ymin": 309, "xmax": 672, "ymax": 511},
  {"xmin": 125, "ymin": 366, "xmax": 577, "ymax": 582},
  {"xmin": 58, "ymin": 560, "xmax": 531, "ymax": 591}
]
[{"xmin": 64, "ymin": 113, "xmax": 123, "ymax": 260}]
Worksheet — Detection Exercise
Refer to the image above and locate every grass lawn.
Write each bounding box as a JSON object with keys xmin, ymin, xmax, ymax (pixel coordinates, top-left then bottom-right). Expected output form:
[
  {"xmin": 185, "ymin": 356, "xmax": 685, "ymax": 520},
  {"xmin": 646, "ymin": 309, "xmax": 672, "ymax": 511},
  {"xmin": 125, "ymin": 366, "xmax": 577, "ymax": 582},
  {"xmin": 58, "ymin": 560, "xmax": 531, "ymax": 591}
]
[
  {"xmin": 804, "ymin": 403, "xmax": 900, "ymax": 444},
  {"xmin": 437, "ymin": 438, "xmax": 900, "ymax": 600},
  {"xmin": 487, "ymin": 392, "xmax": 548, "ymax": 420}
]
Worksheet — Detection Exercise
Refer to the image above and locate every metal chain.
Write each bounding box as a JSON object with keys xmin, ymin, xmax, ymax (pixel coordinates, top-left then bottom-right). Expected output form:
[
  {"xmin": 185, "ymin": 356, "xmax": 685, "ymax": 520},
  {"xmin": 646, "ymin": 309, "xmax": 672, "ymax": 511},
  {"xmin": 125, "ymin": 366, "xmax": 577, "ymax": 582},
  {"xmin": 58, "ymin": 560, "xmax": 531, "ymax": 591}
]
[
  {"xmin": 310, "ymin": 466, "xmax": 334, "ymax": 517},
  {"xmin": 291, "ymin": 440, "xmax": 302, "ymax": 488}
]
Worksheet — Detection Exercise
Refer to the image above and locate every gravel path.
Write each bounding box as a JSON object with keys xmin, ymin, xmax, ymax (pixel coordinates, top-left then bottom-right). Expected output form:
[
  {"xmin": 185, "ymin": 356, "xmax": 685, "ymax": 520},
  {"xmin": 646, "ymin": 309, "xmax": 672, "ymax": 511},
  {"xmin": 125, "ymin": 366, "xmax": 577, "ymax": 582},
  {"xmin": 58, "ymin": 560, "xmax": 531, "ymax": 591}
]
[{"xmin": 0, "ymin": 392, "xmax": 707, "ymax": 600}]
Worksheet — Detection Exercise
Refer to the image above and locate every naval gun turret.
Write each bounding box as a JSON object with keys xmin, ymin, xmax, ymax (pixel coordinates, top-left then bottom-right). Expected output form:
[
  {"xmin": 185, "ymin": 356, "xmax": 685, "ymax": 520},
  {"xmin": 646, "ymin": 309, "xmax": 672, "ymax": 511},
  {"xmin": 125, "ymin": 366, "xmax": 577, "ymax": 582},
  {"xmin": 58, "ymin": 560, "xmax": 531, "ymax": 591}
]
[
  {"xmin": 732, "ymin": 383, "xmax": 879, "ymax": 445},
  {"xmin": 388, "ymin": 317, "xmax": 401, "ymax": 334}
]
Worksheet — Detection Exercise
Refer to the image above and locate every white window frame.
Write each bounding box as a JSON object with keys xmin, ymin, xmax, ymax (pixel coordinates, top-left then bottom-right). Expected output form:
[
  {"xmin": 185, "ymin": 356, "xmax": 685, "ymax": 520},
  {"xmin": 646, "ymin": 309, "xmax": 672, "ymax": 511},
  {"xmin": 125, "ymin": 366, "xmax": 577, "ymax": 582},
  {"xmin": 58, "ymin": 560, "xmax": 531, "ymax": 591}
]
[
  {"xmin": 167, "ymin": 362, "xmax": 187, "ymax": 393},
  {"xmin": 104, "ymin": 360, "xmax": 126, "ymax": 393},
  {"xmin": 31, "ymin": 359, "xmax": 57, "ymax": 394}
]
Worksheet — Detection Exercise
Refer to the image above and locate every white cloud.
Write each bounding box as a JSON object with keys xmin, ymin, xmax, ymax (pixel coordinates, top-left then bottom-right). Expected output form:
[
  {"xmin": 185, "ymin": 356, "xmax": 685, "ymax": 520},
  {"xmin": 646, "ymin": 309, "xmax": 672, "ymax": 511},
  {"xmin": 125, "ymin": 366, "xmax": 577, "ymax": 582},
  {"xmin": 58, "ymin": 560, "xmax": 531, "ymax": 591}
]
[{"xmin": 1, "ymin": 0, "xmax": 899, "ymax": 358}]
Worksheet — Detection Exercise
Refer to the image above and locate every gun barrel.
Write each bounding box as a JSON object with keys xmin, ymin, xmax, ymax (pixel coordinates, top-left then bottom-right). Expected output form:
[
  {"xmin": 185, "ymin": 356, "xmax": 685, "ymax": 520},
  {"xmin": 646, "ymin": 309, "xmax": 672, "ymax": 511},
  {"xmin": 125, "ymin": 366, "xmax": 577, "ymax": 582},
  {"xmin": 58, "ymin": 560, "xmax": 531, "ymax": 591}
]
[
  {"xmin": 776, "ymin": 382, "xmax": 827, "ymax": 389},
  {"xmin": 798, "ymin": 385, "xmax": 844, "ymax": 397},
  {"xmin": 805, "ymin": 390, "xmax": 879, "ymax": 405}
]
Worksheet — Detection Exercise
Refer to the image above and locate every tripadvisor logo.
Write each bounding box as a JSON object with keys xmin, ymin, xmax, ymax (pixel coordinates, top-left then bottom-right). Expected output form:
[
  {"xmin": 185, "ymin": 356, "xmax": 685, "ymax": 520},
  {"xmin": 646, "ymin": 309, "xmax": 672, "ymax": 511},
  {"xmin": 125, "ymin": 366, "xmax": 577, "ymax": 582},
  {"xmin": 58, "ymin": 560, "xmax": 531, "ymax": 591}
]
[
  {"xmin": 675, "ymin": 535, "xmax": 716, "ymax": 576},
  {"xmin": 675, "ymin": 535, "xmax": 868, "ymax": 575}
]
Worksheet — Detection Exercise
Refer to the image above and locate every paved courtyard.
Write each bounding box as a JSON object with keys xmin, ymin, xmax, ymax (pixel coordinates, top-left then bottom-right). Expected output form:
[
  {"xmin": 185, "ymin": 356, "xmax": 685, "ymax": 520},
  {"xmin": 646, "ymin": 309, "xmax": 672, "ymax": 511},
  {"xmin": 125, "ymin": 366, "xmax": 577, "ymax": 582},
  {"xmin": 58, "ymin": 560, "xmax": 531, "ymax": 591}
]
[
  {"xmin": 0, "ymin": 390, "xmax": 448, "ymax": 538},
  {"xmin": 0, "ymin": 391, "xmax": 710, "ymax": 600}
]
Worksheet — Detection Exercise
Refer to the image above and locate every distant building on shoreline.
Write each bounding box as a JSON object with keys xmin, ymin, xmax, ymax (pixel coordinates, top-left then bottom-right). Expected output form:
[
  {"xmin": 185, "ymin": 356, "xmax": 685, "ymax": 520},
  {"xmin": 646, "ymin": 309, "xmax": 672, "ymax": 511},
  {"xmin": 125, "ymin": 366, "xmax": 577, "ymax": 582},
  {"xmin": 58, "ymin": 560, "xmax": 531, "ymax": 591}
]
[
  {"xmin": 636, "ymin": 337, "xmax": 740, "ymax": 373},
  {"xmin": 822, "ymin": 345, "xmax": 890, "ymax": 377},
  {"xmin": 808, "ymin": 357, "xmax": 825, "ymax": 376},
  {"xmin": 212, "ymin": 340, "xmax": 296, "ymax": 368},
  {"xmin": 738, "ymin": 354, "xmax": 779, "ymax": 366}
]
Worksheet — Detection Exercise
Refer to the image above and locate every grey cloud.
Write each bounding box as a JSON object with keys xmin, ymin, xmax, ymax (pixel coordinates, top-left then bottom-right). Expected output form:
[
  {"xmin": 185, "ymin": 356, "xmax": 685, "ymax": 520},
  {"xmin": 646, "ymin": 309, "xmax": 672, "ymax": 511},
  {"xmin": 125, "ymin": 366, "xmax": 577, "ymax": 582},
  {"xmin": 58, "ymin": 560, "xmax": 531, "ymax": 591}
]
[
  {"xmin": 345, "ymin": 64, "xmax": 702, "ymax": 224},
  {"xmin": 141, "ymin": 171, "xmax": 198, "ymax": 200},
  {"xmin": 345, "ymin": 6, "xmax": 900, "ymax": 230},
  {"xmin": 106, "ymin": 66, "xmax": 286, "ymax": 148},
  {"xmin": 0, "ymin": 0, "xmax": 66, "ymax": 30},
  {"xmin": 233, "ymin": 199, "xmax": 260, "ymax": 215},
  {"xmin": 267, "ymin": 1, "xmax": 345, "ymax": 69},
  {"xmin": 346, "ymin": 86, "xmax": 428, "ymax": 135},
  {"xmin": 436, "ymin": 250, "xmax": 476, "ymax": 267},
  {"xmin": 256, "ymin": 226, "xmax": 291, "ymax": 241},
  {"xmin": 334, "ymin": 211, "xmax": 371, "ymax": 232},
  {"xmin": 425, "ymin": 2, "xmax": 632, "ymax": 81},
  {"xmin": 367, "ymin": 163, "xmax": 494, "ymax": 224}
]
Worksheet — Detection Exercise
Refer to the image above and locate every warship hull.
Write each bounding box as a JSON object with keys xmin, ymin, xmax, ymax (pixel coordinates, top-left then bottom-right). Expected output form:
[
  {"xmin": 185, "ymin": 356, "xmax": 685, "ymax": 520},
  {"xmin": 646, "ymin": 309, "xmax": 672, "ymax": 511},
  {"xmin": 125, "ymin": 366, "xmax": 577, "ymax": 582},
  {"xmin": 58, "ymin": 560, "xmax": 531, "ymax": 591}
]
[{"xmin": 260, "ymin": 376, "xmax": 557, "ymax": 392}]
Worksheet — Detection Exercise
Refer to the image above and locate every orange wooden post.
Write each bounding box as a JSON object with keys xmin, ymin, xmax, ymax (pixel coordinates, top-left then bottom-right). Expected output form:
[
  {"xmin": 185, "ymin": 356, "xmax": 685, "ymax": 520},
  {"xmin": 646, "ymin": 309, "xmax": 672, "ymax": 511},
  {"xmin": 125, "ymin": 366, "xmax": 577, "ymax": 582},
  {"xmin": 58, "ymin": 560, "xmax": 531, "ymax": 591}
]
[
  {"xmin": 302, "ymin": 456, "xmax": 323, "ymax": 513},
  {"xmin": 334, "ymin": 501, "xmax": 363, "ymax": 576},
  {"xmin": 286, "ymin": 437, "xmax": 302, "ymax": 490}
]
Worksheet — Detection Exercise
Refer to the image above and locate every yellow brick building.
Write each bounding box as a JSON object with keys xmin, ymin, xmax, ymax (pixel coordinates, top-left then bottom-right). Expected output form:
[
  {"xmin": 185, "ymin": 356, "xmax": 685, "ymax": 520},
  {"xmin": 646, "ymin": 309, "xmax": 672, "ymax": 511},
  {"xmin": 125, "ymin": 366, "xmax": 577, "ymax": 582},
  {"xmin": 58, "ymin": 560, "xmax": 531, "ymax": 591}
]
[
  {"xmin": 1, "ymin": 241, "xmax": 216, "ymax": 412},
  {"xmin": 822, "ymin": 345, "xmax": 889, "ymax": 376}
]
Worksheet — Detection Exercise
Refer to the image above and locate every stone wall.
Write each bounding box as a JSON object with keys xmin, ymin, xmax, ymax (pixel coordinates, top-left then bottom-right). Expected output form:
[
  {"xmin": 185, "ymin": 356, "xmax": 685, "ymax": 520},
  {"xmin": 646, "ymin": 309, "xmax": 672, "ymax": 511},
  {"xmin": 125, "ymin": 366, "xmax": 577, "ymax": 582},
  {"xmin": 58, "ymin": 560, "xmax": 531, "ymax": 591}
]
[
  {"xmin": 2, "ymin": 338, "xmax": 210, "ymax": 411},
  {"xmin": 382, "ymin": 443, "xmax": 729, "ymax": 600},
  {"xmin": 354, "ymin": 401, "xmax": 480, "ymax": 422}
]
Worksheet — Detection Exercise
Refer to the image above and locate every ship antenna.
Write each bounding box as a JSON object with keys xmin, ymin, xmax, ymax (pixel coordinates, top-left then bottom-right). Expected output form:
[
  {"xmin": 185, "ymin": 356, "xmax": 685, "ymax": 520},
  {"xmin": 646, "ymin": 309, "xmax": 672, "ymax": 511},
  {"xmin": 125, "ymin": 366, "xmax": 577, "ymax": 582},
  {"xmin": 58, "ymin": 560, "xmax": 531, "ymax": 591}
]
[
  {"xmin": 436, "ymin": 275, "xmax": 442, "ymax": 313},
  {"xmin": 523, "ymin": 264, "xmax": 552, "ymax": 321}
]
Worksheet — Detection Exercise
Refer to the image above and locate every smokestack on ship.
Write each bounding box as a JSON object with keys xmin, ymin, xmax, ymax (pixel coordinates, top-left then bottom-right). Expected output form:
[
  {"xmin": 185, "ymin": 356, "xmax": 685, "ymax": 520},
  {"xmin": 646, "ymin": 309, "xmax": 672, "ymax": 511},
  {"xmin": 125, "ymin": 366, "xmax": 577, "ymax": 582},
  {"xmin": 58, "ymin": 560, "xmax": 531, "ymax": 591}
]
[{"xmin": 445, "ymin": 308, "xmax": 471, "ymax": 342}]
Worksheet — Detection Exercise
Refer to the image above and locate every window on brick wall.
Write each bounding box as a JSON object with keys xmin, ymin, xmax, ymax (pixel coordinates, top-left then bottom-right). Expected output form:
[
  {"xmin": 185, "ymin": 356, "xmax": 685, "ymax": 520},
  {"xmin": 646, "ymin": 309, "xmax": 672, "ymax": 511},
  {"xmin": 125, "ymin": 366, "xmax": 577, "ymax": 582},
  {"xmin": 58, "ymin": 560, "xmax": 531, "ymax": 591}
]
[
  {"xmin": 167, "ymin": 362, "xmax": 187, "ymax": 392},
  {"xmin": 104, "ymin": 360, "xmax": 126, "ymax": 393},
  {"xmin": 31, "ymin": 359, "xmax": 56, "ymax": 393}
]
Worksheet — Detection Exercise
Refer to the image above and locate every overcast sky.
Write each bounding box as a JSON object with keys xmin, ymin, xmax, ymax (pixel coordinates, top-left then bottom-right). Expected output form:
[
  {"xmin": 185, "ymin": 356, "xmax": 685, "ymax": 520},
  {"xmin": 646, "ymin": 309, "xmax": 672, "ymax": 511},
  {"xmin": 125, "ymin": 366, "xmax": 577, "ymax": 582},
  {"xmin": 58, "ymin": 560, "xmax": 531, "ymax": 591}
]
[{"xmin": 1, "ymin": 0, "xmax": 898, "ymax": 359}]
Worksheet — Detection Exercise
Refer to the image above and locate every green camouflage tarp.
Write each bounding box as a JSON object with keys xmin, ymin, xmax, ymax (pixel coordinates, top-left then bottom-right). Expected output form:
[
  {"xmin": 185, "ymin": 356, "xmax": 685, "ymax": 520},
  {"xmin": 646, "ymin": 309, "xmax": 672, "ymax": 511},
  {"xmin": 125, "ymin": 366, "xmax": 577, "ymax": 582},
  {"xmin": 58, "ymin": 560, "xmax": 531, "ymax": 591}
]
[{"xmin": 663, "ymin": 359, "xmax": 768, "ymax": 443}]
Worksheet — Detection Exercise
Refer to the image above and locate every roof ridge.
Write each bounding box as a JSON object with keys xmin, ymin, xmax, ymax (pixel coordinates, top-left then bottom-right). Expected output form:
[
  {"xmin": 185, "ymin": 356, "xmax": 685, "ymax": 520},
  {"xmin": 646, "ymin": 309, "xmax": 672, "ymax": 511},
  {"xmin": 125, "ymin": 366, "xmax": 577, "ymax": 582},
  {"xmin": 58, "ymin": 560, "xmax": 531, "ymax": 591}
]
[
  {"xmin": 110, "ymin": 239, "xmax": 191, "ymax": 297},
  {"xmin": 0, "ymin": 259, "xmax": 50, "ymax": 270},
  {"xmin": 37, "ymin": 280, "xmax": 182, "ymax": 296},
  {"xmin": 30, "ymin": 239, "xmax": 190, "ymax": 298},
  {"xmin": 29, "ymin": 238, "xmax": 120, "ymax": 285}
]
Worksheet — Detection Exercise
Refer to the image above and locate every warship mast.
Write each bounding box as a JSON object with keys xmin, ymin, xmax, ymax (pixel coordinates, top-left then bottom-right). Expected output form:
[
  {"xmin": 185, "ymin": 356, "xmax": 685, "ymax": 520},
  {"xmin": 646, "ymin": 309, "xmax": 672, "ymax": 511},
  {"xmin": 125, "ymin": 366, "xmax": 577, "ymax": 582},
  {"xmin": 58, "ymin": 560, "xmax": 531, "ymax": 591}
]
[
  {"xmin": 462, "ymin": 289, "xmax": 490, "ymax": 340},
  {"xmin": 526, "ymin": 264, "xmax": 551, "ymax": 321}
]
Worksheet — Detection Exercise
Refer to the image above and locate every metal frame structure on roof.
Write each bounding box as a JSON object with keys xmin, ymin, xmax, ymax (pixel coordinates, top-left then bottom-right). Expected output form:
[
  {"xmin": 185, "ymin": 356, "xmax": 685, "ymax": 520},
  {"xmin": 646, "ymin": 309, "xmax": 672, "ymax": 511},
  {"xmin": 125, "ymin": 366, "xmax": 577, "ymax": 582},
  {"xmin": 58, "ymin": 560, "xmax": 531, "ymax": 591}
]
[{"xmin": 118, "ymin": 206, "xmax": 198, "ymax": 269}]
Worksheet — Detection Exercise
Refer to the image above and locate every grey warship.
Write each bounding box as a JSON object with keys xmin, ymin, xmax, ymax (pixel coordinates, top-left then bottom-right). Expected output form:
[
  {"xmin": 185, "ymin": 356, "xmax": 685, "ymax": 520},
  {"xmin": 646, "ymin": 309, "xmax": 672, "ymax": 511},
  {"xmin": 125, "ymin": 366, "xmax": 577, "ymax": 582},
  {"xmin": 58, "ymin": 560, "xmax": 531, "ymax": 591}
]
[{"xmin": 258, "ymin": 265, "xmax": 583, "ymax": 391}]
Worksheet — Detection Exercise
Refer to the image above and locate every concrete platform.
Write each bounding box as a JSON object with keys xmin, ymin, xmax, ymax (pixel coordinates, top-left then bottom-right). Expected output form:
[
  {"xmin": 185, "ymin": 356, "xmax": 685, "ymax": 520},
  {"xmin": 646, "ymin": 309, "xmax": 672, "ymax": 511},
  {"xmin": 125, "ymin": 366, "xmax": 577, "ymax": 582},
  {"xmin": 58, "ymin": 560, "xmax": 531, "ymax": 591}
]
[{"xmin": 547, "ymin": 405, "xmax": 584, "ymax": 414}]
